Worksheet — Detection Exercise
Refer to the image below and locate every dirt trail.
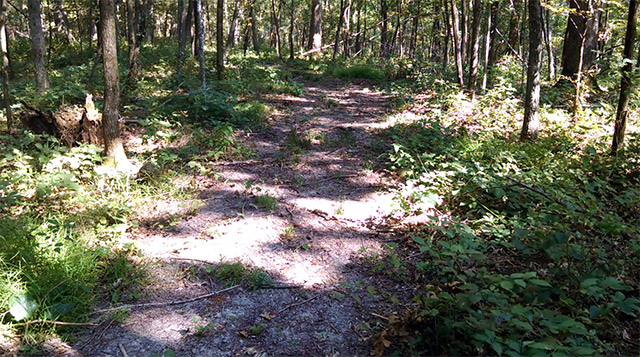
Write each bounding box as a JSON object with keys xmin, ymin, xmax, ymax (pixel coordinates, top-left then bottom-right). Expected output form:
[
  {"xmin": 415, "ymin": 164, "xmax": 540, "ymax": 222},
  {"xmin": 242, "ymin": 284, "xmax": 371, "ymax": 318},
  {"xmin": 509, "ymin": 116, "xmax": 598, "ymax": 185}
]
[{"xmin": 70, "ymin": 78, "xmax": 402, "ymax": 356}]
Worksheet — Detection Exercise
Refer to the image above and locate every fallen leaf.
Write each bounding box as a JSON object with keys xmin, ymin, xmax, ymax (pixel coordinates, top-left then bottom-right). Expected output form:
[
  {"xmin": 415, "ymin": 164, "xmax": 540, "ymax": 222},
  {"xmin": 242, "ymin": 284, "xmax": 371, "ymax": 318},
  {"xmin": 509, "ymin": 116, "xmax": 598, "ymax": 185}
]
[
  {"xmin": 238, "ymin": 330, "xmax": 249, "ymax": 338},
  {"xmin": 260, "ymin": 312, "xmax": 275, "ymax": 321}
]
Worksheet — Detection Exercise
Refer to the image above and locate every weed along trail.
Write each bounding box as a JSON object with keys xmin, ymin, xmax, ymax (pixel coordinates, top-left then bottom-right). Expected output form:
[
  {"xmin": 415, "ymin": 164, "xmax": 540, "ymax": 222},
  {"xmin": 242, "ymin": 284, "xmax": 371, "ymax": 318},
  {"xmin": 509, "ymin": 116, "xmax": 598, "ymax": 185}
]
[{"xmin": 72, "ymin": 78, "xmax": 402, "ymax": 355}]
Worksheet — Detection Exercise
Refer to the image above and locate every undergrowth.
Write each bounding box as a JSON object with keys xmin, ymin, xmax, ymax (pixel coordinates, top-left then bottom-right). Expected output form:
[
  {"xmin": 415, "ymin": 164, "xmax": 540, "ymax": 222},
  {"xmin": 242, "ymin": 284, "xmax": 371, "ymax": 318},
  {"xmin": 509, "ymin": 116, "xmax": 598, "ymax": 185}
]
[{"xmin": 374, "ymin": 70, "xmax": 640, "ymax": 355}]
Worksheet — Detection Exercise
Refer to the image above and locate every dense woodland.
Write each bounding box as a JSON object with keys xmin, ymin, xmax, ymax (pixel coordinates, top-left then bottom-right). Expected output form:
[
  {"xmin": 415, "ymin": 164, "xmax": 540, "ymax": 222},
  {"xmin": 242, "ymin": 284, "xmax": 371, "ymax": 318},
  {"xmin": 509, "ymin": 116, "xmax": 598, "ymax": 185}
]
[{"xmin": 0, "ymin": 0, "xmax": 638, "ymax": 355}]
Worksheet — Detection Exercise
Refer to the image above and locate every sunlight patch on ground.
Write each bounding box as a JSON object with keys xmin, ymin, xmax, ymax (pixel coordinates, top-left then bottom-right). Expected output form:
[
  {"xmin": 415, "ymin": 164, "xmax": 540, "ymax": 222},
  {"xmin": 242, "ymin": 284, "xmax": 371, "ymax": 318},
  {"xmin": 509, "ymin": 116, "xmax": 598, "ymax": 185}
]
[{"xmin": 294, "ymin": 192, "xmax": 395, "ymax": 222}]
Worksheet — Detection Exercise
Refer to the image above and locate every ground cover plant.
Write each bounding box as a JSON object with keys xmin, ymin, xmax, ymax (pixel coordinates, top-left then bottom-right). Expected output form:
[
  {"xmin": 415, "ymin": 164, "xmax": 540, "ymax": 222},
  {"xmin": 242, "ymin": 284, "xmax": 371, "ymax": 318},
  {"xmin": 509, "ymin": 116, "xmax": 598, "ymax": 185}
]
[{"xmin": 371, "ymin": 68, "xmax": 640, "ymax": 355}]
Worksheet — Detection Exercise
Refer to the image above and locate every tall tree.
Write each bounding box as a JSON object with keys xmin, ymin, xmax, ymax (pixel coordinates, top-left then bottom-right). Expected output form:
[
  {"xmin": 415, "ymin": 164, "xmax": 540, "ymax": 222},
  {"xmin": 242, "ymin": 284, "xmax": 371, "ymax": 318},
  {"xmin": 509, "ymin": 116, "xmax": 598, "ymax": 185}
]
[
  {"xmin": 0, "ymin": 0, "xmax": 10, "ymax": 133},
  {"xmin": 226, "ymin": 0, "xmax": 239, "ymax": 54},
  {"xmin": 217, "ymin": 0, "xmax": 224, "ymax": 79},
  {"xmin": 100, "ymin": 0, "xmax": 127, "ymax": 163},
  {"xmin": 195, "ymin": 0, "xmax": 205, "ymax": 87},
  {"xmin": 611, "ymin": 0, "xmax": 638, "ymax": 155},
  {"xmin": 451, "ymin": 0, "xmax": 465, "ymax": 86},
  {"xmin": 249, "ymin": 0, "xmax": 260, "ymax": 53},
  {"xmin": 289, "ymin": 0, "xmax": 295, "ymax": 59},
  {"xmin": 333, "ymin": 0, "xmax": 346, "ymax": 59},
  {"xmin": 308, "ymin": 0, "xmax": 322, "ymax": 53},
  {"xmin": 381, "ymin": 0, "xmax": 389, "ymax": 56},
  {"xmin": 126, "ymin": 0, "xmax": 140, "ymax": 87},
  {"xmin": 521, "ymin": 0, "xmax": 543, "ymax": 141},
  {"xmin": 27, "ymin": 0, "xmax": 50, "ymax": 92},
  {"xmin": 481, "ymin": 0, "xmax": 493, "ymax": 92},
  {"xmin": 560, "ymin": 0, "xmax": 599, "ymax": 78},
  {"xmin": 467, "ymin": 0, "xmax": 482, "ymax": 98}
]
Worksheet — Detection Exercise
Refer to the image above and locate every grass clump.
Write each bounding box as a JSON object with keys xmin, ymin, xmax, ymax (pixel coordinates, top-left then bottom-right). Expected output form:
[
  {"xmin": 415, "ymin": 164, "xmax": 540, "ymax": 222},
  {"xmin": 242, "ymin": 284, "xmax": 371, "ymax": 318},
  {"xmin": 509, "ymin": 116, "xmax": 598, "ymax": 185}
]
[
  {"xmin": 326, "ymin": 64, "xmax": 386, "ymax": 81},
  {"xmin": 255, "ymin": 194, "xmax": 278, "ymax": 211},
  {"xmin": 209, "ymin": 261, "xmax": 273, "ymax": 289}
]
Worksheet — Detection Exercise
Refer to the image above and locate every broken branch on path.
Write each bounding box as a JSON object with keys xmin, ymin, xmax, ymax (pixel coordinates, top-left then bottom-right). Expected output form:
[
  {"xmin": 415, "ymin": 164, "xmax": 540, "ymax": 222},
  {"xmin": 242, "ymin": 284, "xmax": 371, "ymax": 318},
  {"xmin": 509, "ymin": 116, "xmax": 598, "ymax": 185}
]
[
  {"xmin": 90, "ymin": 285, "xmax": 240, "ymax": 315},
  {"xmin": 12, "ymin": 320, "xmax": 97, "ymax": 327},
  {"xmin": 277, "ymin": 295, "xmax": 317, "ymax": 315},
  {"xmin": 505, "ymin": 176, "xmax": 586, "ymax": 213}
]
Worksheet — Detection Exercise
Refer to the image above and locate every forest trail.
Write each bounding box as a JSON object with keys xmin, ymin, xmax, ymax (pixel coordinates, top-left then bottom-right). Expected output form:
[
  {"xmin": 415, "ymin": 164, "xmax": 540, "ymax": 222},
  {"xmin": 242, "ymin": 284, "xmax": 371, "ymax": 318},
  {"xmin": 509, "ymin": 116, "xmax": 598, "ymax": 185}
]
[{"xmin": 71, "ymin": 78, "xmax": 405, "ymax": 356}]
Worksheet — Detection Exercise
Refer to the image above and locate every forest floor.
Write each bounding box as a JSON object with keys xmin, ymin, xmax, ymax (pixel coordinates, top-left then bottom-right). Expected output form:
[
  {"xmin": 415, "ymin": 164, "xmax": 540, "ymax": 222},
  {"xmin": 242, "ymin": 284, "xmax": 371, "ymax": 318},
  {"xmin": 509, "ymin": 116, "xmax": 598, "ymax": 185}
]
[{"xmin": 53, "ymin": 78, "xmax": 412, "ymax": 356}]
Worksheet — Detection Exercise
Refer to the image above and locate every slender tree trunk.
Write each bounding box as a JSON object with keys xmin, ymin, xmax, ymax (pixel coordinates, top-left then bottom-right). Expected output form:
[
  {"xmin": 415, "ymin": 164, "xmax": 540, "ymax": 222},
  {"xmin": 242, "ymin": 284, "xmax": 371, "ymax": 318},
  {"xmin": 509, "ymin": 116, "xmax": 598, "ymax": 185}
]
[
  {"xmin": 451, "ymin": 0, "xmax": 464, "ymax": 86},
  {"xmin": 443, "ymin": 0, "xmax": 450, "ymax": 71},
  {"xmin": 381, "ymin": 0, "xmax": 388, "ymax": 56},
  {"xmin": 100, "ymin": 0, "xmax": 127, "ymax": 164},
  {"xmin": 145, "ymin": 0, "xmax": 155, "ymax": 42},
  {"xmin": 249, "ymin": 0, "xmax": 259, "ymax": 53},
  {"xmin": 195, "ymin": 0, "xmax": 205, "ymax": 87},
  {"xmin": 467, "ymin": 0, "xmax": 482, "ymax": 98},
  {"xmin": 0, "ymin": 0, "xmax": 11, "ymax": 134},
  {"xmin": 226, "ymin": 0, "xmax": 239, "ymax": 53},
  {"xmin": 521, "ymin": 0, "xmax": 543, "ymax": 141},
  {"xmin": 27, "ymin": 0, "xmax": 49, "ymax": 92},
  {"xmin": 126, "ymin": 0, "xmax": 140, "ymax": 87},
  {"xmin": 217, "ymin": 0, "xmax": 224, "ymax": 79},
  {"xmin": 343, "ymin": 0, "xmax": 351, "ymax": 57},
  {"xmin": 186, "ymin": 0, "xmax": 194, "ymax": 55},
  {"xmin": 461, "ymin": 0, "xmax": 470, "ymax": 62},
  {"xmin": 543, "ymin": 7, "xmax": 555, "ymax": 80},
  {"xmin": 289, "ymin": 0, "xmax": 295, "ymax": 59},
  {"xmin": 611, "ymin": 0, "xmax": 638, "ymax": 155},
  {"xmin": 308, "ymin": 0, "xmax": 322, "ymax": 54},
  {"xmin": 354, "ymin": 0, "xmax": 362, "ymax": 55},
  {"xmin": 177, "ymin": 0, "xmax": 187, "ymax": 79},
  {"xmin": 481, "ymin": 0, "xmax": 492, "ymax": 92},
  {"xmin": 333, "ymin": 0, "xmax": 345, "ymax": 60},
  {"xmin": 488, "ymin": 0, "xmax": 498, "ymax": 66},
  {"xmin": 271, "ymin": 0, "xmax": 282, "ymax": 57}
]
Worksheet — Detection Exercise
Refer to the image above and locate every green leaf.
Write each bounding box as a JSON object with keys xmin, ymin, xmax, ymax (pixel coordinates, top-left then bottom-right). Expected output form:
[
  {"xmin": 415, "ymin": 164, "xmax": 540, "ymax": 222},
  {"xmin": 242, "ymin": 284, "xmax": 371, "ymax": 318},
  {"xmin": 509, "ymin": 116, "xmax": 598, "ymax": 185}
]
[
  {"xmin": 530, "ymin": 279, "xmax": 551, "ymax": 287},
  {"xmin": 500, "ymin": 281, "xmax": 514, "ymax": 291},
  {"xmin": 9, "ymin": 294, "xmax": 38, "ymax": 321}
]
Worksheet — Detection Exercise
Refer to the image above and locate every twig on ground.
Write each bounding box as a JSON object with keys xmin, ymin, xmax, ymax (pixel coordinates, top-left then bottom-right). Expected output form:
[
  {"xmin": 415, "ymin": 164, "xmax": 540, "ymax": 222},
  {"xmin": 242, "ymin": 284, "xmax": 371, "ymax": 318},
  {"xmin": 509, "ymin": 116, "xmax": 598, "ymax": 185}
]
[
  {"xmin": 506, "ymin": 176, "xmax": 586, "ymax": 213},
  {"xmin": 118, "ymin": 343, "xmax": 129, "ymax": 357},
  {"xmin": 297, "ymin": 174, "xmax": 359, "ymax": 187},
  {"xmin": 90, "ymin": 285, "xmax": 240, "ymax": 315},
  {"xmin": 77, "ymin": 319, "xmax": 115, "ymax": 351},
  {"xmin": 12, "ymin": 320, "xmax": 97, "ymax": 327},
  {"xmin": 277, "ymin": 295, "xmax": 317, "ymax": 315}
]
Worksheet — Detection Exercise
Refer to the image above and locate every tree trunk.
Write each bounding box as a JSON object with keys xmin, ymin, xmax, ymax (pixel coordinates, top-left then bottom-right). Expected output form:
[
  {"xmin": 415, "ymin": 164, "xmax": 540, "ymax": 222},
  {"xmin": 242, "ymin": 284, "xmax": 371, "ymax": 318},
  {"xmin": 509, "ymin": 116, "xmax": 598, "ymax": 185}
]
[
  {"xmin": 560, "ymin": 0, "xmax": 598, "ymax": 78},
  {"xmin": 27, "ymin": 0, "xmax": 50, "ymax": 93},
  {"xmin": 100, "ymin": 0, "xmax": 127, "ymax": 164},
  {"xmin": 333, "ymin": 0, "xmax": 345, "ymax": 60},
  {"xmin": 380, "ymin": 0, "xmax": 388, "ymax": 56},
  {"xmin": 467, "ymin": 0, "xmax": 482, "ymax": 98},
  {"xmin": 145, "ymin": 0, "xmax": 155, "ymax": 43},
  {"xmin": 443, "ymin": 0, "xmax": 450, "ymax": 71},
  {"xmin": 271, "ymin": 0, "xmax": 282, "ymax": 57},
  {"xmin": 481, "ymin": 0, "xmax": 492, "ymax": 92},
  {"xmin": 543, "ymin": 7, "xmax": 555, "ymax": 80},
  {"xmin": 249, "ymin": 0, "xmax": 259, "ymax": 53},
  {"xmin": 308, "ymin": 0, "xmax": 322, "ymax": 54},
  {"xmin": 0, "ymin": 0, "xmax": 11, "ymax": 134},
  {"xmin": 289, "ymin": 0, "xmax": 295, "ymax": 59},
  {"xmin": 450, "ymin": 0, "xmax": 464, "ymax": 86},
  {"xmin": 343, "ymin": 0, "xmax": 351, "ymax": 57},
  {"xmin": 461, "ymin": 0, "xmax": 469, "ymax": 62},
  {"xmin": 195, "ymin": 0, "xmax": 205, "ymax": 87},
  {"xmin": 521, "ymin": 0, "xmax": 543, "ymax": 141},
  {"xmin": 611, "ymin": 0, "xmax": 638, "ymax": 155},
  {"xmin": 354, "ymin": 0, "xmax": 362, "ymax": 55},
  {"xmin": 126, "ymin": 0, "xmax": 139, "ymax": 87},
  {"xmin": 217, "ymin": 0, "xmax": 224, "ymax": 79},
  {"xmin": 177, "ymin": 0, "xmax": 187, "ymax": 79},
  {"xmin": 488, "ymin": 0, "xmax": 498, "ymax": 66},
  {"xmin": 186, "ymin": 0, "xmax": 194, "ymax": 55},
  {"xmin": 226, "ymin": 0, "xmax": 239, "ymax": 53}
]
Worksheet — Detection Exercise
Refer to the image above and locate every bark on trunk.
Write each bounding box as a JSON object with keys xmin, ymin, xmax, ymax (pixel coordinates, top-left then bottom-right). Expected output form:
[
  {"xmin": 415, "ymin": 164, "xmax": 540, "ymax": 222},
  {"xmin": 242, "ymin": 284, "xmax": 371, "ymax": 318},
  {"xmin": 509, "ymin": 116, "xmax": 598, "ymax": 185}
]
[
  {"xmin": 560, "ymin": 0, "xmax": 598, "ymax": 78},
  {"xmin": 450, "ymin": 0, "xmax": 465, "ymax": 86},
  {"xmin": 126, "ymin": 0, "xmax": 139, "ymax": 87},
  {"xmin": 289, "ymin": 0, "xmax": 295, "ymax": 59},
  {"xmin": 611, "ymin": 0, "xmax": 638, "ymax": 155},
  {"xmin": 217, "ymin": 0, "xmax": 224, "ymax": 79},
  {"xmin": 543, "ymin": 8, "xmax": 555, "ymax": 80},
  {"xmin": 380, "ymin": 0, "xmax": 389, "ymax": 56},
  {"xmin": 481, "ymin": 0, "xmax": 492, "ymax": 92},
  {"xmin": 308, "ymin": 0, "xmax": 322, "ymax": 54},
  {"xmin": 195, "ymin": 0, "xmax": 206, "ymax": 87},
  {"xmin": 27, "ymin": 0, "xmax": 49, "ymax": 92},
  {"xmin": 177, "ymin": 0, "xmax": 187, "ymax": 79},
  {"xmin": 333, "ymin": 0, "xmax": 345, "ymax": 60},
  {"xmin": 467, "ymin": 0, "xmax": 482, "ymax": 98},
  {"xmin": 521, "ymin": 0, "xmax": 543, "ymax": 141},
  {"xmin": 249, "ymin": 0, "xmax": 259, "ymax": 53},
  {"xmin": 100, "ymin": 0, "xmax": 127, "ymax": 163},
  {"xmin": 226, "ymin": 0, "xmax": 239, "ymax": 53}
]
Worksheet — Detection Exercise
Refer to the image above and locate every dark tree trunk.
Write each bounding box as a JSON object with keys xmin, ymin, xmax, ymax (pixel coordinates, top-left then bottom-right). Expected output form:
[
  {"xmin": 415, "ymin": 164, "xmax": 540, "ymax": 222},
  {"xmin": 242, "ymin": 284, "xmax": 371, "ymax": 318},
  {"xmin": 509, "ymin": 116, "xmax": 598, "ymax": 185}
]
[
  {"xmin": 333, "ymin": 0, "xmax": 345, "ymax": 60},
  {"xmin": 100, "ymin": 0, "xmax": 127, "ymax": 163},
  {"xmin": 380, "ymin": 0, "xmax": 389, "ymax": 56},
  {"xmin": 217, "ymin": 0, "xmax": 224, "ymax": 79},
  {"xmin": 451, "ymin": 0, "xmax": 464, "ymax": 86},
  {"xmin": 145, "ymin": 0, "xmax": 155, "ymax": 42},
  {"xmin": 249, "ymin": 0, "xmax": 260, "ymax": 53},
  {"xmin": 467, "ymin": 0, "xmax": 482, "ymax": 98},
  {"xmin": 195, "ymin": 0, "xmax": 205, "ymax": 87},
  {"xmin": 27, "ymin": 0, "xmax": 49, "ymax": 93},
  {"xmin": 186, "ymin": 0, "xmax": 194, "ymax": 55},
  {"xmin": 308, "ymin": 0, "xmax": 322, "ymax": 53},
  {"xmin": 611, "ymin": 0, "xmax": 638, "ymax": 155},
  {"xmin": 543, "ymin": 7, "xmax": 555, "ymax": 80},
  {"xmin": 354, "ymin": 0, "xmax": 362, "ymax": 55},
  {"xmin": 0, "ymin": 0, "xmax": 11, "ymax": 133},
  {"xmin": 289, "ymin": 0, "xmax": 295, "ymax": 59},
  {"xmin": 271, "ymin": 0, "xmax": 282, "ymax": 57},
  {"xmin": 226, "ymin": 0, "xmax": 239, "ymax": 53},
  {"xmin": 521, "ymin": 0, "xmax": 543, "ymax": 141},
  {"xmin": 488, "ymin": 0, "xmax": 498, "ymax": 66},
  {"xmin": 461, "ymin": 0, "xmax": 469, "ymax": 62},
  {"xmin": 343, "ymin": 0, "xmax": 351, "ymax": 57},
  {"xmin": 443, "ymin": 0, "xmax": 450, "ymax": 71},
  {"xmin": 560, "ymin": 0, "xmax": 598, "ymax": 78}
]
